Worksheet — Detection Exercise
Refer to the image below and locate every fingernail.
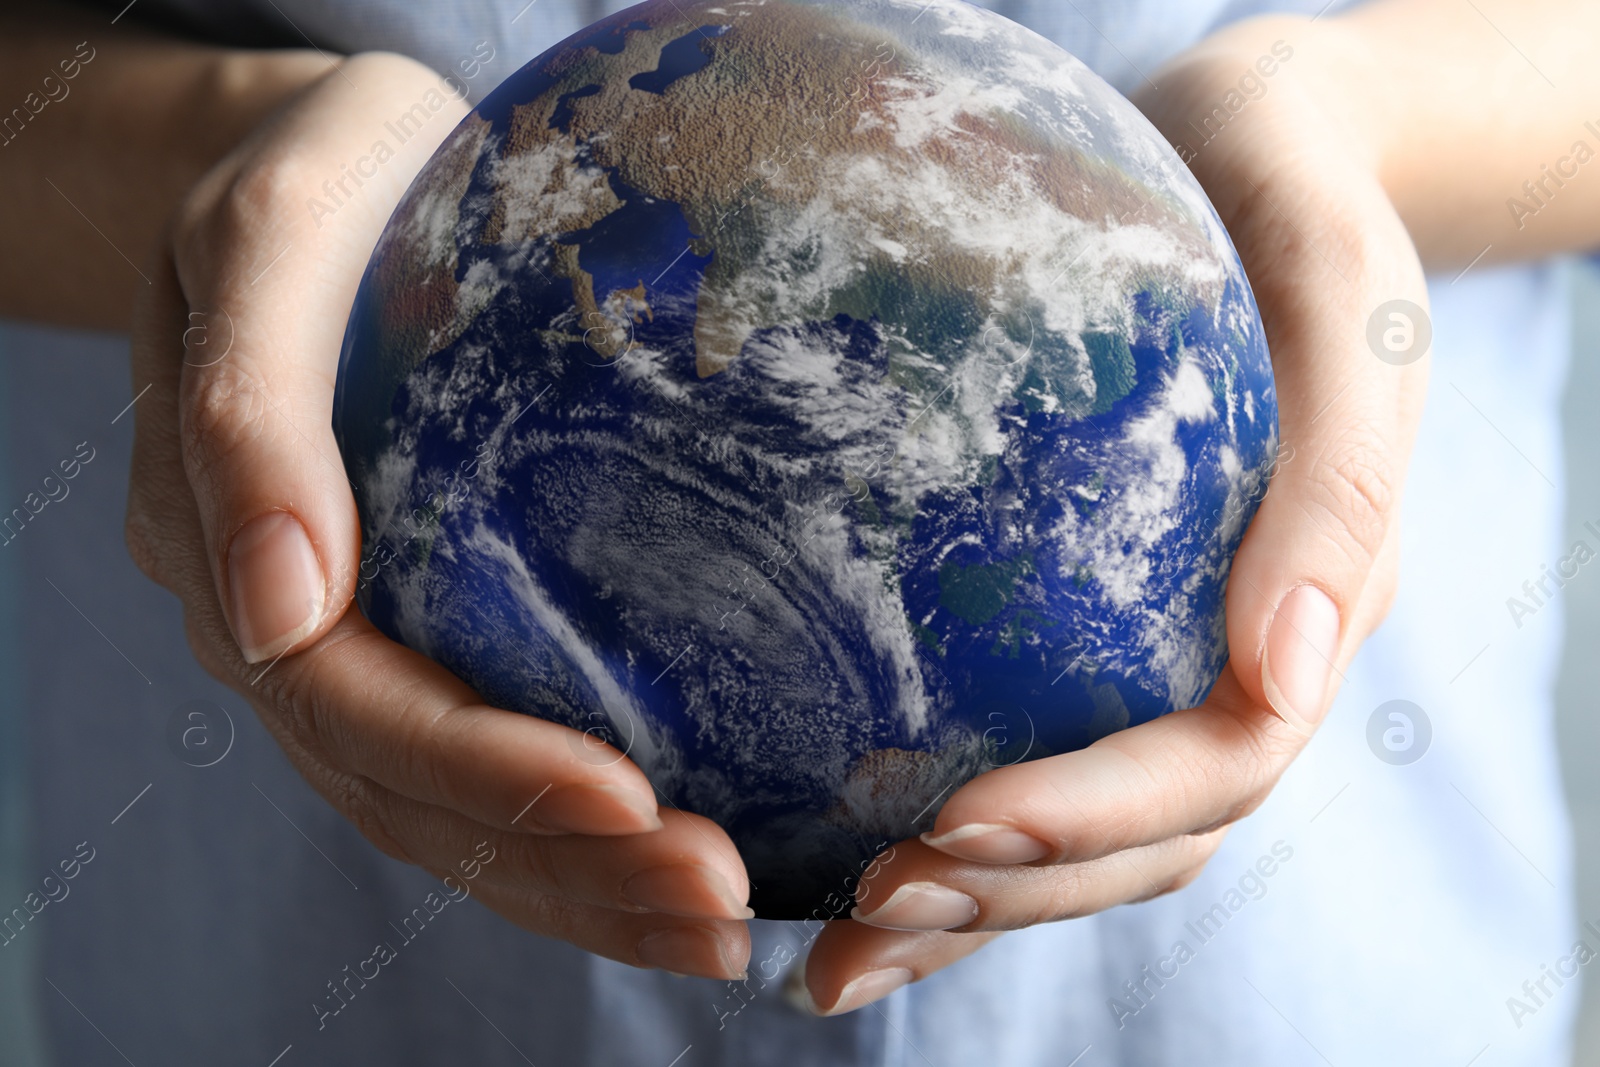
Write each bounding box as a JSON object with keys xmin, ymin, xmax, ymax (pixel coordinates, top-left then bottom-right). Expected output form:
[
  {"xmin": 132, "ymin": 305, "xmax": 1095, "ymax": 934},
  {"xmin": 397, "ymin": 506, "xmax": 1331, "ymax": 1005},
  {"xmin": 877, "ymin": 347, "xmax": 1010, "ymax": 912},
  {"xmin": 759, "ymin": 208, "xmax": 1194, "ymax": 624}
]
[
  {"xmin": 920, "ymin": 823, "xmax": 1051, "ymax": 864},
  {"xmin": 851, "ymin": 881, "xmax": 978, "ymax": 931},
  {"xmin": 1261, "ymin": 584, "xmax": 1340, "ymax": 734},
  {"xmin": 525, "ymin": 782, "xmax": 663, "ymax": 835},
  {"xmin": 806, "ymin": 967, "xmax": 914, "ymax": 1016},
  {"xmin": 227, "ymin": 511, "xmax": 325, "ymax": 663},
  {"xmin": 621, "ymin": 863, "xmax": 756, "ymax": 920},
  {"xmin": 636, "ymin": 925, "xmax": 746, "ymax": 980}
]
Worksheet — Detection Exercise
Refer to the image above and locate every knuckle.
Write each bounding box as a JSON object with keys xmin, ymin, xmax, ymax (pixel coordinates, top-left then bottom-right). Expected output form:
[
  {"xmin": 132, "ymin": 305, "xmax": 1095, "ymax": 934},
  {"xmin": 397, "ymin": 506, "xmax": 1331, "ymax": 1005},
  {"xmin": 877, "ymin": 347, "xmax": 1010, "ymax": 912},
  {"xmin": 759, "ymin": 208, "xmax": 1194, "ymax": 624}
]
[
  {"xmin": 174, "ymin": 155, "xmax": 306, "ymax": 264},
  {"xmin": 265, "ymin": 628, "xmax": 414, "ymax": 778},
  {"xmin": 1181, "ymin": 763, "xmax": 1270, "ymax": 834},
  {"xmin": 1209, "ymin": 727, "xmax": 1295, "ymax": 825},
  {"xmin": 525, "ymin": 890, "xmax": 591, "ymax": 946},
  {"xmin": 507, "ymin": 835, "xmax": 570, "ymax": 899},
  {"xmin": 980, "ymin": 867, "xmax": 1094, "ymax": 931},
  {"xmin": 1149, "ymin": 714, "xmax": 1286, "ymax": 837},
  {"xmin": 272, "ymin": 650, "xmax": 340, "ymax": 759},
  {"xmin": 1321, "ymin": 209, "xmax": 1389, "ymax": 285},
  {"xmin": 180, "ymin": 359, "xmax": 269, "ymax": 483},
  {"xmin": 225, "ymin": 155, "xmax": 310, "ymax": 226},
  {"xmin": 1308, "ymin": 429, "xmax": 1397, "ymax": 572},
  {"xmin": 399, "ymin": 705, "xmax": 480, "ymax": 819},
  {"xmin": 1038, "ymin": 872, "xmax": 1093, "ymax": 925},
  {"xmin": 1045, "ymin": 752, "xmax": 1159, "ymax": 863},
  {"xmin": 337, "ymin": 772, "xmax": 413, "ymax": 865}
]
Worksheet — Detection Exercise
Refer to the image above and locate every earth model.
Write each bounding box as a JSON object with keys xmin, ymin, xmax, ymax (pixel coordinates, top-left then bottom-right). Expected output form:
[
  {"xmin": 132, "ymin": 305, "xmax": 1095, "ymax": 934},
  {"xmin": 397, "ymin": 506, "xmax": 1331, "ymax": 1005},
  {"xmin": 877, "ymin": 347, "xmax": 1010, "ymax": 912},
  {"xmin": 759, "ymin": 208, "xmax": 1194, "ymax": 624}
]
[{"xmin": 334, "ymin": 0, "xmax": 1278, "ymax": 918}]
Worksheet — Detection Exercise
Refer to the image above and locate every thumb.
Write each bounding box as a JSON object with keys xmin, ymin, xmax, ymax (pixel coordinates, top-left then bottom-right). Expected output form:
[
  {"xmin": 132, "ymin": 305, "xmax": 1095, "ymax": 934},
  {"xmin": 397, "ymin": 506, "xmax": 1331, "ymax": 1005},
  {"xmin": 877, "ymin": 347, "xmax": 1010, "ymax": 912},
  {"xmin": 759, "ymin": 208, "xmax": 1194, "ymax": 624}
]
[
  {"xmin": 1222, "ymin": 163, "xmax": 1429, "ymax": 734},
  {"xmin": 171, "ymin": 54, "xmax": 471, "ymax": 663}
]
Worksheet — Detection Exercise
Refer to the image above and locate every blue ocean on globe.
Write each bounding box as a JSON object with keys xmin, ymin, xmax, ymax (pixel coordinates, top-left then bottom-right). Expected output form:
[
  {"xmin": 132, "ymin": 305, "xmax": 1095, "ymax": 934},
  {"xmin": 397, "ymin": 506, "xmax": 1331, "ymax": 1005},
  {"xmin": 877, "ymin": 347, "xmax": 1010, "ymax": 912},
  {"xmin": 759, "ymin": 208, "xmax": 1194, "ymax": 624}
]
[{"xmin": 334, "ymin": 0, "xmax": 1277, "ymax": 917}]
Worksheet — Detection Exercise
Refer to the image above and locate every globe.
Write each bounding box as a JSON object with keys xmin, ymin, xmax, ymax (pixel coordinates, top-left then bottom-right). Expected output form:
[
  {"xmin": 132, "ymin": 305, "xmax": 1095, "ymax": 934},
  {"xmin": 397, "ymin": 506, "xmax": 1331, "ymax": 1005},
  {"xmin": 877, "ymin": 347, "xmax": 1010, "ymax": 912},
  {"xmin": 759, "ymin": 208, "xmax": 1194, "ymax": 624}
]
[{"xmin": 334, "ymin": 0, "xmax": 1278, "ymax": 919}]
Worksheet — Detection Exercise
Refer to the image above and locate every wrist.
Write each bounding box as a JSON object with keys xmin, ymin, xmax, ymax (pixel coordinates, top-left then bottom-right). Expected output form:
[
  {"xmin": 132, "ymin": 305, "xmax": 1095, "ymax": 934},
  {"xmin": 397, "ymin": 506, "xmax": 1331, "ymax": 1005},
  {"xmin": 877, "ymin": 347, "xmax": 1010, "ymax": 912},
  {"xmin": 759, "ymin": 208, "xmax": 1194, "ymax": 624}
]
[{"xmin": 0, "ymin": 16, "xmax": 334, "ymax": 329}]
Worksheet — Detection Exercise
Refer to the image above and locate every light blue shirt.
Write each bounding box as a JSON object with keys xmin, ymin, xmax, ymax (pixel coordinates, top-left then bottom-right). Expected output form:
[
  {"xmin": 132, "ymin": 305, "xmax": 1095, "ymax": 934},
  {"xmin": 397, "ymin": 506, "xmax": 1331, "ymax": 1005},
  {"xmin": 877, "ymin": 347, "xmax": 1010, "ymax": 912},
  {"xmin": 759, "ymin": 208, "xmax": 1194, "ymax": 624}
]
[{"xmin": 0, "ymin": 1, "xmax": 1577, "ymax": 1064}]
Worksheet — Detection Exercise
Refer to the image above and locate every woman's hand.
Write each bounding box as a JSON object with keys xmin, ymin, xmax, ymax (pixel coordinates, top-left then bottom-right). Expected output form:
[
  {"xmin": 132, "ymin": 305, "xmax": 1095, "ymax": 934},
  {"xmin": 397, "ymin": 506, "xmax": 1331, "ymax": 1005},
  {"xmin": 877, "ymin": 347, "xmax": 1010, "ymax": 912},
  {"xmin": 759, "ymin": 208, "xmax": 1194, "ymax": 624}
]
[
  {"xmin": 799, "ymin": 16, "xmax": 1431, "ymax": 1014},
  {"xmin": 126, "ymin": 51, "xmax": 754, "ymax": 980}
]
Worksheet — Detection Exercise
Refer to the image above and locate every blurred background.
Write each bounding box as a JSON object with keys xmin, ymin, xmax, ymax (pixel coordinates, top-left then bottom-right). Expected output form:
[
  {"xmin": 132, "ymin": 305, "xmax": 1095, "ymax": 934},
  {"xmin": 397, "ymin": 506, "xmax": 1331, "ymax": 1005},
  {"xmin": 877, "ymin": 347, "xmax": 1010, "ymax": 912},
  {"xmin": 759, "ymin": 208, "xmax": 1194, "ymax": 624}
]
[{"xmin": 1559, "ymin": 256, "xmax": 1600, "ymax": 1064}]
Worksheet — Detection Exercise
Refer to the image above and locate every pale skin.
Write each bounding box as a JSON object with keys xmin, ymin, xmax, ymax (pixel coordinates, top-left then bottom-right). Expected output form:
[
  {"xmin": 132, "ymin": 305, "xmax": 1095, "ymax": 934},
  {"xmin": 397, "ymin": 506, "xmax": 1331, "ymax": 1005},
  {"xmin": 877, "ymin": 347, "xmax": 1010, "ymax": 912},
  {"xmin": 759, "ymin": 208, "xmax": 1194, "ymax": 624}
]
[{"xmin": 1, "ymin": 0, "xmax": 1595, "ymax": 1014}]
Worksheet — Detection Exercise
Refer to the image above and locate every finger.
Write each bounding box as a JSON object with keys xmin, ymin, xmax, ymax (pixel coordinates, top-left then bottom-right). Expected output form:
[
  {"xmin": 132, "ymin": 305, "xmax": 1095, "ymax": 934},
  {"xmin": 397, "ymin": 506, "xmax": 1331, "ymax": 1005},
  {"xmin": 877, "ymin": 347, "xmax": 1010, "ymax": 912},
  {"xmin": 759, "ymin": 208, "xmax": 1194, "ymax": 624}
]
[
  {"xmin": 133, "ymin": 258, "xmax": 661, "ymax": 836},
  {"xmin": 802, "ymin": 837, "xmax": 1219, "ymax": 1016},
  {"xmin": 848, "ymin": 834, "xmax": 1222, "ymax": 934},
  {"xmin": 251, "ymin": 603, "xmax": 672, "ymax": 836},
  {"xmin": 920, "ymin": 667, "xmax": 1296, "ymax": 865},
  {"xmin": 796, "ymin": 925, "xmax": 1001, "ymax": 1017},
  {"xmin": 801, "ymin": 843, "xmax": 1214, "ymax": 1015},
  {"xmin": 337, "ymin": 789, "xmax": 753, "ymax": 920},
  {"xmin": 468, "ymin": 879, "xmax": 752, "ymax": 981},
  {"xmin": 171, "ymin": 54, "xmax": 470, "ymax": 663},
  {"xmin": 132, "ymin": 199, "xmax": 667, "ymax": 840},
  {"xmin": 1206, "ymin": 144, "xmax": 1429, "ymax": 734}
]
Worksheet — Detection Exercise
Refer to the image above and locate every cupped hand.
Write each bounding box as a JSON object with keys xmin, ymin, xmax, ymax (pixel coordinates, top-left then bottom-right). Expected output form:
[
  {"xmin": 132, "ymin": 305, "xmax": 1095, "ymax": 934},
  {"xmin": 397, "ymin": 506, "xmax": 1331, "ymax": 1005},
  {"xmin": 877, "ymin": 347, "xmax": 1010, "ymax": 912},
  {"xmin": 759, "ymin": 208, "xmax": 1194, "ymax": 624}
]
[
  {"xmin": 800, "ymin": 16, "xmax": 1430, "ymax": 1015},
  {"xmin": 126, "ymin": 51, "xmax": 753, "ymax": 980}
]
